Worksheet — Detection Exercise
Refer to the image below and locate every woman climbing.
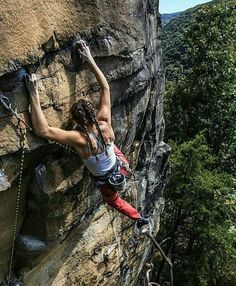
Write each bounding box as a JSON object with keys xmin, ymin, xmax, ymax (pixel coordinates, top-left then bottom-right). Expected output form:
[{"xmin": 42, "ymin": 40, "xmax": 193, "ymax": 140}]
[{"xmin": 25, "ymin": 40, "xmax": 149, "ymax": 228}]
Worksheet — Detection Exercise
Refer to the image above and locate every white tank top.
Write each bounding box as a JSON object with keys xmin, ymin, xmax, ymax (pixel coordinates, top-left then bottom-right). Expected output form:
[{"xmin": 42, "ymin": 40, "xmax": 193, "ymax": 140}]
[{"xmin": 82, "ymin": 133, "xmax": 116, "ymax": 176}]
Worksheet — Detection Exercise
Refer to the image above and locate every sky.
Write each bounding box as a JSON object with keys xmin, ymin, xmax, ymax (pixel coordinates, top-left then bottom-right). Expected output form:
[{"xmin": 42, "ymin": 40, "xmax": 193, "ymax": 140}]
[{"xmin": 159, "ymin": 0, "xmax": 212, "ymax": 14}]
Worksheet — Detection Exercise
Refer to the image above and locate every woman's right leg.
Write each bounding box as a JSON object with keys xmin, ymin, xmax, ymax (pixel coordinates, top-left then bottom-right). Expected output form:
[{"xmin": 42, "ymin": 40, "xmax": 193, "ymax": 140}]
[
  {"xmin": 98, "ymin": 145, "xmax": 142, "ymax": 221},
  {"xmin": 99, "ymin": 183, "xmax": 141, "ymax": 221}
]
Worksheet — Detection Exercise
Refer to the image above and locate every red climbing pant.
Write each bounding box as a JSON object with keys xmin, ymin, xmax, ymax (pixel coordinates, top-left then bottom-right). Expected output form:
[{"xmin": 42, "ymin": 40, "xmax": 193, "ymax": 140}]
[{"xmin": 98, "ymin": 145, "xmax": 141, "ymax": 221}]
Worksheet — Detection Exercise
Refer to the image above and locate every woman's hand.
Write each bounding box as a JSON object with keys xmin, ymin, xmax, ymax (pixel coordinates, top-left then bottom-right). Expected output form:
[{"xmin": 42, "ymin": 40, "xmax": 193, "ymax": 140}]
[
  {"xmin": 78, "ymin": 40, "xmax": 94, "ymax": 63},
  {"xmin": 25, "ymin": 73, "xmax": 39, "ymax": 97}
]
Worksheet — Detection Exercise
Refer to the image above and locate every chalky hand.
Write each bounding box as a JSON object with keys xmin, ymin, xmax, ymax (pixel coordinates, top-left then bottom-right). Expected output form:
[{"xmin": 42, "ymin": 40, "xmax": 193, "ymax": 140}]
[
  {"xmin": 25, "ymin": 73, "xmax": 39, "ymax": 97},
  {"xmin": 77, "ymin": 40, "xmax": 94, "ymax": 63}
]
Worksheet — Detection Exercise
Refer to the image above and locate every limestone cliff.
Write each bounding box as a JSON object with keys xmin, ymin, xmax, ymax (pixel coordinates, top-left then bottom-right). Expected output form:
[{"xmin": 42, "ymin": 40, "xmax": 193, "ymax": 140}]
[{"xmin": 0, "ymin": 0, "xmax": 170, "ymax": 285}]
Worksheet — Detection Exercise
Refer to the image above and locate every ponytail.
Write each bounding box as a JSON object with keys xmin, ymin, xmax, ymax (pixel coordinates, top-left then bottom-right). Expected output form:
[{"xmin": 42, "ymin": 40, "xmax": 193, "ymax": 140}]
[{"xmin": 71, "ymin": 99, "xmax": 109, "ymax": 158}]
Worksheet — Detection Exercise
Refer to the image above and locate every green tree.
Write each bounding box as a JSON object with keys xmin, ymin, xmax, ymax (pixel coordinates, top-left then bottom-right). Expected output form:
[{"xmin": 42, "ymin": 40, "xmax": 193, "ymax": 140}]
[
  {"xmin": 163, "ymin": 0, "xmax": 236, "ymax": 173},
  {"xmin": 156, "ymin": 1, "xmax": 236, "ymax": 285},
  {"xmin": 157, "ymin": 135, "xmax": 236, "ymax": 286}
]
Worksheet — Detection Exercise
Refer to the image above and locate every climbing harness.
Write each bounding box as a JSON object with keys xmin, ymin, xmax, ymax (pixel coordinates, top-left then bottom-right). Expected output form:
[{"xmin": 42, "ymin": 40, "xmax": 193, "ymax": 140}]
[
  {"xmin": 91, "ymin": 157, "xmax": 133, "ymax": 191},
  {"xmin": 107, "ymin": 160, "xmax": 126, "ymax": 190}
]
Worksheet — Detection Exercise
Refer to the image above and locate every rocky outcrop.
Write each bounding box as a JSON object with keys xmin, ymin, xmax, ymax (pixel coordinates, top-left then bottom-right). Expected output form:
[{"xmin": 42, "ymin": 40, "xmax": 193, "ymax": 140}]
[{"xmin": 0, "ymin": 0, "xmax": 170, "ymax": 285}]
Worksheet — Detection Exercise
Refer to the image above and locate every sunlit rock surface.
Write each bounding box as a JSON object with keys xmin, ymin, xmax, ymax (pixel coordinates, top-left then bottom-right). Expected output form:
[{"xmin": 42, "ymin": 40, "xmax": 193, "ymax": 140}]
[{"xmin": 0, "ymin": 0, "xmax": 170, "ymax": 285}]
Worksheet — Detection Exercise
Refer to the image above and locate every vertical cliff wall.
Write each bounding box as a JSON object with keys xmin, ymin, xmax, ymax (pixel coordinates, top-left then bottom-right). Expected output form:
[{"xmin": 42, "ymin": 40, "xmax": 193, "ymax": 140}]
[{"xmin": 0, "ymin": 0, "xmax": 170, "ymax": 285}]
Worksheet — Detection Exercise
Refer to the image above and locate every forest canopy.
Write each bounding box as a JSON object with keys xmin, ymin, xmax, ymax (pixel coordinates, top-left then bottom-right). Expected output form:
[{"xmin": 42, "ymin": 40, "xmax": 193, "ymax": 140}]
[{"xmin": 157, "ymin": 0, "xmax": 236, "ymax": 285}]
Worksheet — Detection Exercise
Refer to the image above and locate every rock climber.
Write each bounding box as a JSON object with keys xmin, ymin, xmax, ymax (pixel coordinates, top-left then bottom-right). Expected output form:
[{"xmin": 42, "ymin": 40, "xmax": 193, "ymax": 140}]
[{"xmin": 25, "ymin": 40, "xmax": 149, "ymax": 228}]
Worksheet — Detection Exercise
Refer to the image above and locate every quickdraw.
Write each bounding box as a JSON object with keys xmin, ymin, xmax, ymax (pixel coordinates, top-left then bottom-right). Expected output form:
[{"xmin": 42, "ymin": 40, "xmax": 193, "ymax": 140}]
[
  {"xmin": 0, "ymin": 91, "xmax": 32, "ymax": 131},
  {"xmin": 0, "ymin": 90, "xmax": 77, "ymax": 155}
]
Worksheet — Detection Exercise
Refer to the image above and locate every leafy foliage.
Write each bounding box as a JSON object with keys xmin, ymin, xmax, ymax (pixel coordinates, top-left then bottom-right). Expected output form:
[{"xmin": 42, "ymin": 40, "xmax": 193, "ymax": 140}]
[
  {"xmin": 156, "ymin": 1, "xmax": 236, "ymax": 285},
  {"xmin": 158, "ymin": 135, "xmax": 236, "ymax": 286},
  {"xmin": 162, "ymin": 0, "xmax": 236, "ymax": 172}
]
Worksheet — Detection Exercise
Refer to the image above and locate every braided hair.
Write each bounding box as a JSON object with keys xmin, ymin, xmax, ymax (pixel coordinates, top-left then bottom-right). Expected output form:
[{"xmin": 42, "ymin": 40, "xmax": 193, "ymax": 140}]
[{"xmin": 70, "ymin": 99, "xmax": 108, "ymax": 159}]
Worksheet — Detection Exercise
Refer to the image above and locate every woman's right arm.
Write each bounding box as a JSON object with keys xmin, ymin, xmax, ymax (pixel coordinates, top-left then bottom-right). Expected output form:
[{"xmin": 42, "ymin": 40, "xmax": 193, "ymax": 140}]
[
  {"xmin": 78, "ymin": 41, "xmax": 111, "ymax": 125},
  {"xmin": 25, "ymin": 74, "xmax": 84, "ymax": 146}
]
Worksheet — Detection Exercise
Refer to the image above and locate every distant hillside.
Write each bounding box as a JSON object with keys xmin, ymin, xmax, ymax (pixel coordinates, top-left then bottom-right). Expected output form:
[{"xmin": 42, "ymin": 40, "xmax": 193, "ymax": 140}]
[
  {"xmin": 161, "ymin": 12, "xmax": 182, "ymax": 26},
  {"xmin": 162, "ymin": 0, "xmax": 236, "ymax": 159}
]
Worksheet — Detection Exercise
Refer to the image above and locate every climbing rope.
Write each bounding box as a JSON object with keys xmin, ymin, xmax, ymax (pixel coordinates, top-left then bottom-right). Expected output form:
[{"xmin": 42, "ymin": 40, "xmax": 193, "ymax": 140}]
[
  {"xmin": 141, "ymin": 228, "xmax": 173, "ymax": 286},
  {"xmin": 146, "ymin": 263, "xmax": 160, "ymax": 286},
  {"xmin": 0, "ymin": 89, "xmax": 77, "ymax": 284},
  {"xmin": 0, "ymin": 91, "xmax": 28, "ymax": 284},
  {"xmin": 7, "ymin": 127, "xmax": 26, "ymax": 286}
]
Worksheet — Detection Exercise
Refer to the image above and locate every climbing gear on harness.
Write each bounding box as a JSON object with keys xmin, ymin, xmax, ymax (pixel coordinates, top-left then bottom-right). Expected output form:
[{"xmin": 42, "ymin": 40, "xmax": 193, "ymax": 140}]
[
  {"xmin": 91, "ymin": 157, "xmax": 131, "ymax": 191},
  {"xmin": 0, "ymin": 91, "xmax": 32, "ymax": 131},
  {"xmin": 7, "ymin": 128, "xmax": 26, "ymax": 286},
  {"xmin": 108, "ymin": 157, "xmax": 127, "ymax": 190},
  {"xmin": 108, "ymin": 171, "xmax": 125, "ymax": 190}
]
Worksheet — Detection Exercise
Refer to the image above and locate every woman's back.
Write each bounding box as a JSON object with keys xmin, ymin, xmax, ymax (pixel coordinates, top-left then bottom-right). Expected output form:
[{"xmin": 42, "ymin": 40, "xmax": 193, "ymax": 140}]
[{"xmin": 75, "ymin": 123, "xmax": 116, "ymax": 176}]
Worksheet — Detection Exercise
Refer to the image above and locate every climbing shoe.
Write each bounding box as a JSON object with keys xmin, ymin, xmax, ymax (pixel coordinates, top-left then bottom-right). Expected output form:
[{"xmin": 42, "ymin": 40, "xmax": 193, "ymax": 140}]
[{"xmin": 137, "ymin": 217, "xmax": 149, "ymax": 229}]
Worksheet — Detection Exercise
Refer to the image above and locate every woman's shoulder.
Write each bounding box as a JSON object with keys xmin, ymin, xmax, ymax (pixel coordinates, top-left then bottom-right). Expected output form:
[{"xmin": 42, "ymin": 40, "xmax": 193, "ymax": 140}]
[
  {"xmin": 70, "ymin": 128, "xmax": 89, "ymax": 147},
  {"xmin": 97, "ymin": 121, "xmax": 115, "ymax": 141}
]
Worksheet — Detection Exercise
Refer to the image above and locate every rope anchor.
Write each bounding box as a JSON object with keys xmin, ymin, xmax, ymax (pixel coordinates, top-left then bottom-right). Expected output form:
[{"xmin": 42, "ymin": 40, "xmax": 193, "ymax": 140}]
[{"xmin": 0, "ymin": 91, "xmax": 32, "ymax": 131}]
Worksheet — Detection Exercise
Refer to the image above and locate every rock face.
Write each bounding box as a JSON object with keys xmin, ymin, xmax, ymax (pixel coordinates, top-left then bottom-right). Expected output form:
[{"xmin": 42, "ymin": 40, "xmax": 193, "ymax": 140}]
[{"xmin": 0, "ymin": 0, "xmax": 170, "ymax": 285}]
